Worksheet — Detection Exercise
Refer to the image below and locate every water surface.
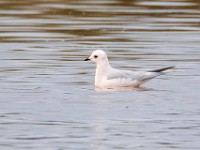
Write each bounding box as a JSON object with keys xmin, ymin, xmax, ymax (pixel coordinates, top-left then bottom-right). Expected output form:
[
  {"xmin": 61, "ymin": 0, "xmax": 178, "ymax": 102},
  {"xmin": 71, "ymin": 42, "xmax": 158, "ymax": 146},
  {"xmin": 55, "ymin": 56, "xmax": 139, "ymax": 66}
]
[{"xmin": 0, "ymin": 0, "xmax": 200, "ymax": 149}]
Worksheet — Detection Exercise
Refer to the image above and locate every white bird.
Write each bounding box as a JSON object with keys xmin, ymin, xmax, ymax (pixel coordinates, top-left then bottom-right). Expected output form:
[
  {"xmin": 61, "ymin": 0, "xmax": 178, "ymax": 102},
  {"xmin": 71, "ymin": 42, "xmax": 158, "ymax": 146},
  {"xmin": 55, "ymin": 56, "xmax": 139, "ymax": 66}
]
[{"xmin": 84, "ymin": 50, "xmax": 174, "ymax": 88}]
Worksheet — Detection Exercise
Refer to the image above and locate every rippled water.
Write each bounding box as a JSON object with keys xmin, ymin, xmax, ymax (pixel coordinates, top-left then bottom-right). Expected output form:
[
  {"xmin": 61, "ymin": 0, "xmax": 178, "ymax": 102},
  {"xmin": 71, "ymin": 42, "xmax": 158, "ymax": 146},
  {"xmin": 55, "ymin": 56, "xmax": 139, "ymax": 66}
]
[{"xmin": 0, "ymin": 0, "xmax": 200, "ymax": 149}]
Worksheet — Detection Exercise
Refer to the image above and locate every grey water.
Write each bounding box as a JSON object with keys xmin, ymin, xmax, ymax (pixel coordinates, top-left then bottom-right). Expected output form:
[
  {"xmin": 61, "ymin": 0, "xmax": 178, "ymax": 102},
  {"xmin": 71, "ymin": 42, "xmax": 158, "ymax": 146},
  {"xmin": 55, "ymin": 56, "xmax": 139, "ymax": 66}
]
[{"xmin": 0, "ymin": 0, "xmax": 200, "ymax": 149}]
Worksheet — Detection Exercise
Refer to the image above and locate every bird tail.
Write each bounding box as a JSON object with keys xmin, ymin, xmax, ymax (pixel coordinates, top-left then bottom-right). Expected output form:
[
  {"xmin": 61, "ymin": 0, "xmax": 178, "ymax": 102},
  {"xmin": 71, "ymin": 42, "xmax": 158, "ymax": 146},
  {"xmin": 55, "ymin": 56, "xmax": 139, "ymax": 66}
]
[{"xmin": 136, "ymin": 66, "xmax": 174, "ymax": 86}]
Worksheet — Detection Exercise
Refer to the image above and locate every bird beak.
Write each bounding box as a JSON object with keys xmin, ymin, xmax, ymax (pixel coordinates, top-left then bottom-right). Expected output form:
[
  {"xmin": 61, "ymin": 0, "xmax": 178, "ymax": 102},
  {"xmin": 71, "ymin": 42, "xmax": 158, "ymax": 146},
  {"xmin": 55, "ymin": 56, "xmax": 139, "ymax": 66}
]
[{"xmin": 84, "ymin": 58, "xmax": 90, "ymax": 61}]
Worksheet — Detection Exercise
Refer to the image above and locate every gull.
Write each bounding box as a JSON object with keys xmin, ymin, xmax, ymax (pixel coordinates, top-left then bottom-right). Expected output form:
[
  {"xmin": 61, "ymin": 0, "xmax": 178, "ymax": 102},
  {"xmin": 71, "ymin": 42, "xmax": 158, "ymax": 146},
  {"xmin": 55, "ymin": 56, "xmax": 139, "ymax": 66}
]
[{"xmin": 84, "ymin": 50, "xmax": 174, "ymax": 88}]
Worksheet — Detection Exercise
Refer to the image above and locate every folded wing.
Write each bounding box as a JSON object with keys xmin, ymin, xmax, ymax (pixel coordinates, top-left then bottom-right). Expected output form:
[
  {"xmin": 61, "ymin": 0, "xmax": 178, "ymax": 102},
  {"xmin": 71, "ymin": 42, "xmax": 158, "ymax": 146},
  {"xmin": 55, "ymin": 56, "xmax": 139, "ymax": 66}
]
[{"xmin": 107, "ymin": 66, "xmax": 174, "ymax": 85}]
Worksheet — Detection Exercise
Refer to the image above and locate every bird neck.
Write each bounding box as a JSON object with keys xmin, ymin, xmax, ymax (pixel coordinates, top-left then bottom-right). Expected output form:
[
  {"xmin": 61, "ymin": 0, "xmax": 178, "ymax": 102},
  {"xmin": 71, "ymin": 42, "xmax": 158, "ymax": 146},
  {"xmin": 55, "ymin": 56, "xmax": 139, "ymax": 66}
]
[{"xmin": 95, "ymin": 61, "xmax": 111, "ymax": 86}]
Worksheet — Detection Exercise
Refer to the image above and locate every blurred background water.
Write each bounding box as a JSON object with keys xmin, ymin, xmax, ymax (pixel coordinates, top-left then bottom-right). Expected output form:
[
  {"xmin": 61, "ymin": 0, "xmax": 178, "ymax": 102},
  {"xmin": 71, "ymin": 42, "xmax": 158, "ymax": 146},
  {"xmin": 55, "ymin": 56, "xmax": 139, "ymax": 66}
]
[{"xmin": 0, "ymin": 0, "xmax": 200, "ymax": 149}]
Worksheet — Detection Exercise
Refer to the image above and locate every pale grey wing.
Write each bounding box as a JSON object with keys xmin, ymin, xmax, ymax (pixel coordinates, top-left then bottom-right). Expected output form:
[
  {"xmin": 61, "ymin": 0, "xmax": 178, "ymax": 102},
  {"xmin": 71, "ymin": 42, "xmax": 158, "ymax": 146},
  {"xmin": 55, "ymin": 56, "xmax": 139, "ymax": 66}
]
[{"xmin": 107, "ymin": 69, "xmax": 161, "ymax": 81}]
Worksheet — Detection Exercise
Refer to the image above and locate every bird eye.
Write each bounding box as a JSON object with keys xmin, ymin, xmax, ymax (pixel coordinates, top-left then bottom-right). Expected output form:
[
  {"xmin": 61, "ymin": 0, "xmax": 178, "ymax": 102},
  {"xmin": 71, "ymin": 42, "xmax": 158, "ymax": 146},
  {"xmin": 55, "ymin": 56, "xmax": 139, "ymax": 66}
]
[{"xmin": 94, "ymin": 55, "xmax": 98, "ymax": 58}]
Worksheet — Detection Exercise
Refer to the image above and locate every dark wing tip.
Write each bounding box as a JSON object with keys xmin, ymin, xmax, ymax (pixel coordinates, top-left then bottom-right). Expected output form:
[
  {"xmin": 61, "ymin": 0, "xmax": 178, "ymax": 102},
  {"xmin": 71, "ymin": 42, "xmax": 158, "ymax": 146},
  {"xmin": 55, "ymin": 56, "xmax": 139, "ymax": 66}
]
[{"xmin": 149, "ymin": 66, "xmax": 175, "ymax": 72}]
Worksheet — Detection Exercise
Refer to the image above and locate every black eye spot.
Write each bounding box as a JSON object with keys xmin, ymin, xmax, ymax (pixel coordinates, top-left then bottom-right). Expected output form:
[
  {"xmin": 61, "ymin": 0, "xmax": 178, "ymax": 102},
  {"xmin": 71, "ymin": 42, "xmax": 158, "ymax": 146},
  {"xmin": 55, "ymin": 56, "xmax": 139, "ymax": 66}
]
[{"xmin": 94, "ymin": 55, "xmax": 98, "ymax": 58}]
